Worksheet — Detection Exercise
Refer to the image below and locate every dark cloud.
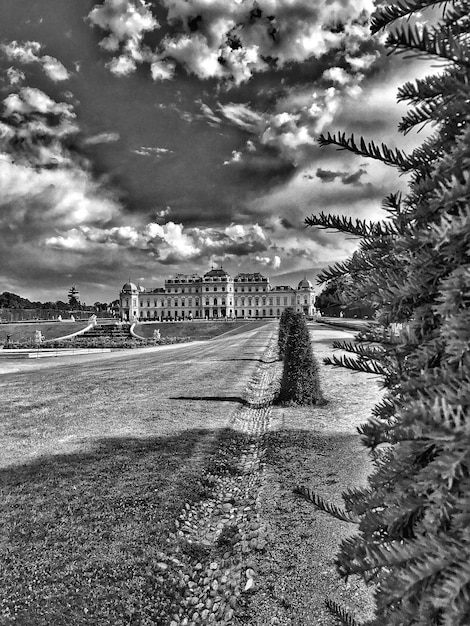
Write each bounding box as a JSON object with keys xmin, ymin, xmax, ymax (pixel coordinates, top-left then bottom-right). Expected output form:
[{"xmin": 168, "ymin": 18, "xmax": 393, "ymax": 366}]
[
  {"xmin": 280, "ymin": 217, "xmax": 295, "ymax": 230},
  {"xmin": 315, "ymin": 168, "xmax": 343, "ymax": 183},
  {"xmin": 313, "ymin": 166, "xmax": 367, "ymax": 186}
]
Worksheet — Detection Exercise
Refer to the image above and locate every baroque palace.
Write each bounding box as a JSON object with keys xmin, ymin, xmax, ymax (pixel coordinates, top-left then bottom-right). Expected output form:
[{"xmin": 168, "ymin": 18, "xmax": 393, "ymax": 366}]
[{"xmin": 119, "ymin": 268, "xmax": 316, "ymax": 321}]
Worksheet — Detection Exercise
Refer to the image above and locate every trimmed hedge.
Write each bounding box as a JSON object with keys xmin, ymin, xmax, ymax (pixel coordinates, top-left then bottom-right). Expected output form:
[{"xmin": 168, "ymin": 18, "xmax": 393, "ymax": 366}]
[
  {"xmin": 3, "ymin": 336, "xmax": 191, "ymax": 350},
  {"xmin": 277, "ymin": 312, "xmax": 323, "ymax": 405},
  {"xmin": 278, "ymin": 307, "xmax": 296, "ymax": 360}
]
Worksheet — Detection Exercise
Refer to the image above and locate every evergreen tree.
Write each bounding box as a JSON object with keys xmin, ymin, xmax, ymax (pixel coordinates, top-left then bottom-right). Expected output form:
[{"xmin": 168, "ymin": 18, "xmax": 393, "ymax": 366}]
[
  {"xmin": 67, "ymin": 285, "xmax": 80, "ymax": 310},
  {"xmin": 278, "ymin": 312, "xmax": 323, "ymax": 405},
  {"xmin": 278, "ymin": 307, "xmax": 296, "ymax": 359},
  {"xmin": 299, "ymin": 2, "xmax": 470, "ymax": 624}
]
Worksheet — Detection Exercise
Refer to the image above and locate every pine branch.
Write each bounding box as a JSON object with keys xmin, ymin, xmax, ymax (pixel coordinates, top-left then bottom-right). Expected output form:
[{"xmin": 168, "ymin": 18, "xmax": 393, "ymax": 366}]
[
  {"xmin": 397, "ymin": 71, "xmax": 468, "ymax": 105},
  {"xmin": 370, "ymin": 1, "xmax": 448, "ymax": 34},
  {"xmin": 381, "ymin": 192, "xmax": 404, "ymax": 215},
  {"xmin": 443, "ymin": 0, "xmax": 470, "ymax": 26},
  {"xmin": 325, "ymin": 599, "xmax": 363, "ymax": 626},
  {"xmin": 305, "ymin": 212, "xmax": 400, "ymax": 237},
  {"xmin": 386, "ymin": 24, "xmax": 470, "ymax": 67},
  {"xmin": 331, "ymin": 340, "xmax": 387, "ymax": 360},
  {"xmin": 318, "ymin": 132, "xmax": 413, "ymax": 171},
  {"xmin": 294, "ymin": 486, "xmax": 359, "ymax": 523},
  {"xmin": 323, "ymin": 354, "xmax": 388, "ymax": 376},
  {"xmin": 398, "ymin": 101, "xmax": 441, "ymax": 134}
]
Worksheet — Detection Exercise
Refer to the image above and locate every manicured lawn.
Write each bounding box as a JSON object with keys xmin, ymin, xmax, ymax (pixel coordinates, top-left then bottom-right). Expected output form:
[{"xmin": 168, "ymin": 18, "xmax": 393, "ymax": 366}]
[
  {"xmin": 0, "ymin": 322, "xmax": 88, "ymax": 345},
  {"xmin": 0, "ymin": 330, "xmax": 270, "ymax": 625},
  {"xmin": 134, "ymin": 319, "xmax": 269, "ymax": 340}
]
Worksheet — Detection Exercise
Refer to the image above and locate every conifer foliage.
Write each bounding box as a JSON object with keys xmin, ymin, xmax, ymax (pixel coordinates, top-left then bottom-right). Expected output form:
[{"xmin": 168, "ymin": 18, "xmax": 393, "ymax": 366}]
[
  {"xmin": 277, "ymin": 312, "xmax": 323, "ymax": 405},
  {"xmin": 302, "ymin": 2, "xmax": 470, "ymax": 624},
  {"xmin": 278, "ymin": 307, "xmax": 296, "ymax": 360}
]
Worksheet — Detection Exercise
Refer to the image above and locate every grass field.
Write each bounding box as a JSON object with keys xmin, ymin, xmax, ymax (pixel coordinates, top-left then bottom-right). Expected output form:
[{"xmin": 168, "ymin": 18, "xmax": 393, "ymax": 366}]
[
  {"xmin": 134, "ymin": 319, "xmax": 269, "ymax": 340},
  {"xmin": 0, "ymin": 322, "xmax": 88, "ymax": 345},
  {"xmin": 0, "ymin": 329, "xmax": 270, "ymax": 625}
]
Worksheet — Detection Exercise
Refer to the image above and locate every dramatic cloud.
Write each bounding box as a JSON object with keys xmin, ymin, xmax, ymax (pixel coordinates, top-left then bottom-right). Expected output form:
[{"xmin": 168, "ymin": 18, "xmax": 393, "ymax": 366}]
[
  {"xmin": 0, "ymin": 0, "xmax": 433, "ymax": 302},
  {"xmin": 314, "ymin": 166, "xmax": 368, "ymax": 186},
  {"xmin": 1, "ymin": 40, "xmax": 70, "ymax": 81},
  {"xmin": 0, "ymin": 87, "xmax": 122, "ymax": 251},
  {"xmin": 6, "ymin": 67, "xmax": 25, "ymax": 85},
  {"xmin": 45, "ymin": 220, "xmax": 272, "ymax": 265},
  {"xmin": 88, "ymin": 0, "xmax": 377, "ymax": 84}
]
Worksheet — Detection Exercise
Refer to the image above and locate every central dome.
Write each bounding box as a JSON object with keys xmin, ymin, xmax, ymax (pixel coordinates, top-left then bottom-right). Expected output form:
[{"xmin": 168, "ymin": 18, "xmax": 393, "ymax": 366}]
[
  {"xmin": 204, "ymin": 268, "xmax": 230, "ymax": 278},
  {"xmin": 121, "ymin": 282, "xmax": 137, "ymax": 292},
  {"xmin": 297, "ymin": 277, "xmax": 313, "ymax": 290}
]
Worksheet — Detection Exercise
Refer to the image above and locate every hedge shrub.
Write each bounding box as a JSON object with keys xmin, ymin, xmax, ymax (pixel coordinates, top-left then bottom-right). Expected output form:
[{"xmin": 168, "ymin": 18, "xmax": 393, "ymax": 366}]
[
  {"xmin": 278, "ymin": 307, "xmax": 296, "ymax": 360},
  {"xmin": 277, "ymin": 312, "xmax": 323, "ymax": 405}
]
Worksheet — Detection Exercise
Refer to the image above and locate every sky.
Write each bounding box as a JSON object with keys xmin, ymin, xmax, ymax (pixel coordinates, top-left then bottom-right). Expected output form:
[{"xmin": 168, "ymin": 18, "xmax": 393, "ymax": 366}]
[{"xmin": 0, "ymin": 0, "xmax": 433, "ymax": 305}]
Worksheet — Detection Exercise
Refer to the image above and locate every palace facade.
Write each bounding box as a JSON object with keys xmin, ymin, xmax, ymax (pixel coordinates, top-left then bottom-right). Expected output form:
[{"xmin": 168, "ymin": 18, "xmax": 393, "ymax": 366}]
[{"xmin": 119, "ymin": 268, "xmax": 316, "ymax": 321}]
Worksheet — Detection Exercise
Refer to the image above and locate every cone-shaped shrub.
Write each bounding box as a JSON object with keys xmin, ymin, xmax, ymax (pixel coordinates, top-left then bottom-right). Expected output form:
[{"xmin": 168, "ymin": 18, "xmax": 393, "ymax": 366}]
[
  {"xmin": 278, "ymin": 312, "xmax": 323, "ymax": 405},
  {"xmin": 278, "ymin": 307, "xmax": 296, "ymax": 360}
]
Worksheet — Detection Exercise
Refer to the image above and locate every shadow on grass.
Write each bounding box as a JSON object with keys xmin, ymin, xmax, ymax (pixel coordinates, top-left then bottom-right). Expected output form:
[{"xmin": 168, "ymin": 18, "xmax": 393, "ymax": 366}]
[
  {"xmin": 170, "ymin": 395, "xmax": 248, "ymax": 404},
  {"xmin": 0, "ymin": 427, "xmax": 251, "ymax": 626}
]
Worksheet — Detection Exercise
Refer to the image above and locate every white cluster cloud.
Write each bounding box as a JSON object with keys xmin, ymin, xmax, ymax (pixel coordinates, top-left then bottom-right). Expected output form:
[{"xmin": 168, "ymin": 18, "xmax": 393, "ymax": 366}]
[
  {"xmin": 0, "ymin": 87, "xmax": 122, "ymax": 254},
  {"xmin": 88, "ymin": 0, "xmax": 176, "ymax": 80},
  {"xmin": 255, "ymin": 254, "xmax": 281, "ymax": 269},
  {"xmin": 46, "ymin": 220, "xmax": 272, "ymax": 264},
  {"xmin": 1, "ymin": 40, "xmax": 70, "ymax": 82},
  {"xmin": 6, "ymin": 67, "xmax": 25, "ymax": 85},
  {"xmin": 1, "ymin": 87, "xmax": 78, "ymax": 169},
  {"xmin": 132, "ymin": 146, "xmax": 173, "ymax": 156},
  {"xmin": 88, "ymin": 0, "xmax": 376, "ymax": 85},
  {"xmin": 216, "ymin": 80, "xmax": 363, "ymax": 164}
]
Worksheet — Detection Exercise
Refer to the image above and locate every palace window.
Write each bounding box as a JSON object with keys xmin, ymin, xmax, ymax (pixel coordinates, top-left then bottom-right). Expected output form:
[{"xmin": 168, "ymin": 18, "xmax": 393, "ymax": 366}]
[
  {"xmin": 284, "ymin": 297, "xmax": 288, "ymax": 305},
  {"xmin": 276, "ymin": 297, "xmax": 280, "ymax": 305}
]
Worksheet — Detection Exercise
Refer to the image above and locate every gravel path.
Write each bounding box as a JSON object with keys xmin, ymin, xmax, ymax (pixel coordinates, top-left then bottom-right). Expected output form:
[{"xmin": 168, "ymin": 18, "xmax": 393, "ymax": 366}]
[{"xmin": 236, "ymin": 323, "xmax": 383, "ymax": 626}]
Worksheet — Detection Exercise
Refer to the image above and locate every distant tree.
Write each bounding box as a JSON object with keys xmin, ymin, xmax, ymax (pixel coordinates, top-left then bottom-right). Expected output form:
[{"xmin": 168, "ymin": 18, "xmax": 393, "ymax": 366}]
[
  {"xmin": 315, "ymin": 279, "xmax": 343, "ymax": 311},
  {"xmin": 67, "ymin": 285, "xmax": 80, "ymax": 310},
  {"xmin": 0, "ymin": 291, "xmax": 33, "ymax": 309}
]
